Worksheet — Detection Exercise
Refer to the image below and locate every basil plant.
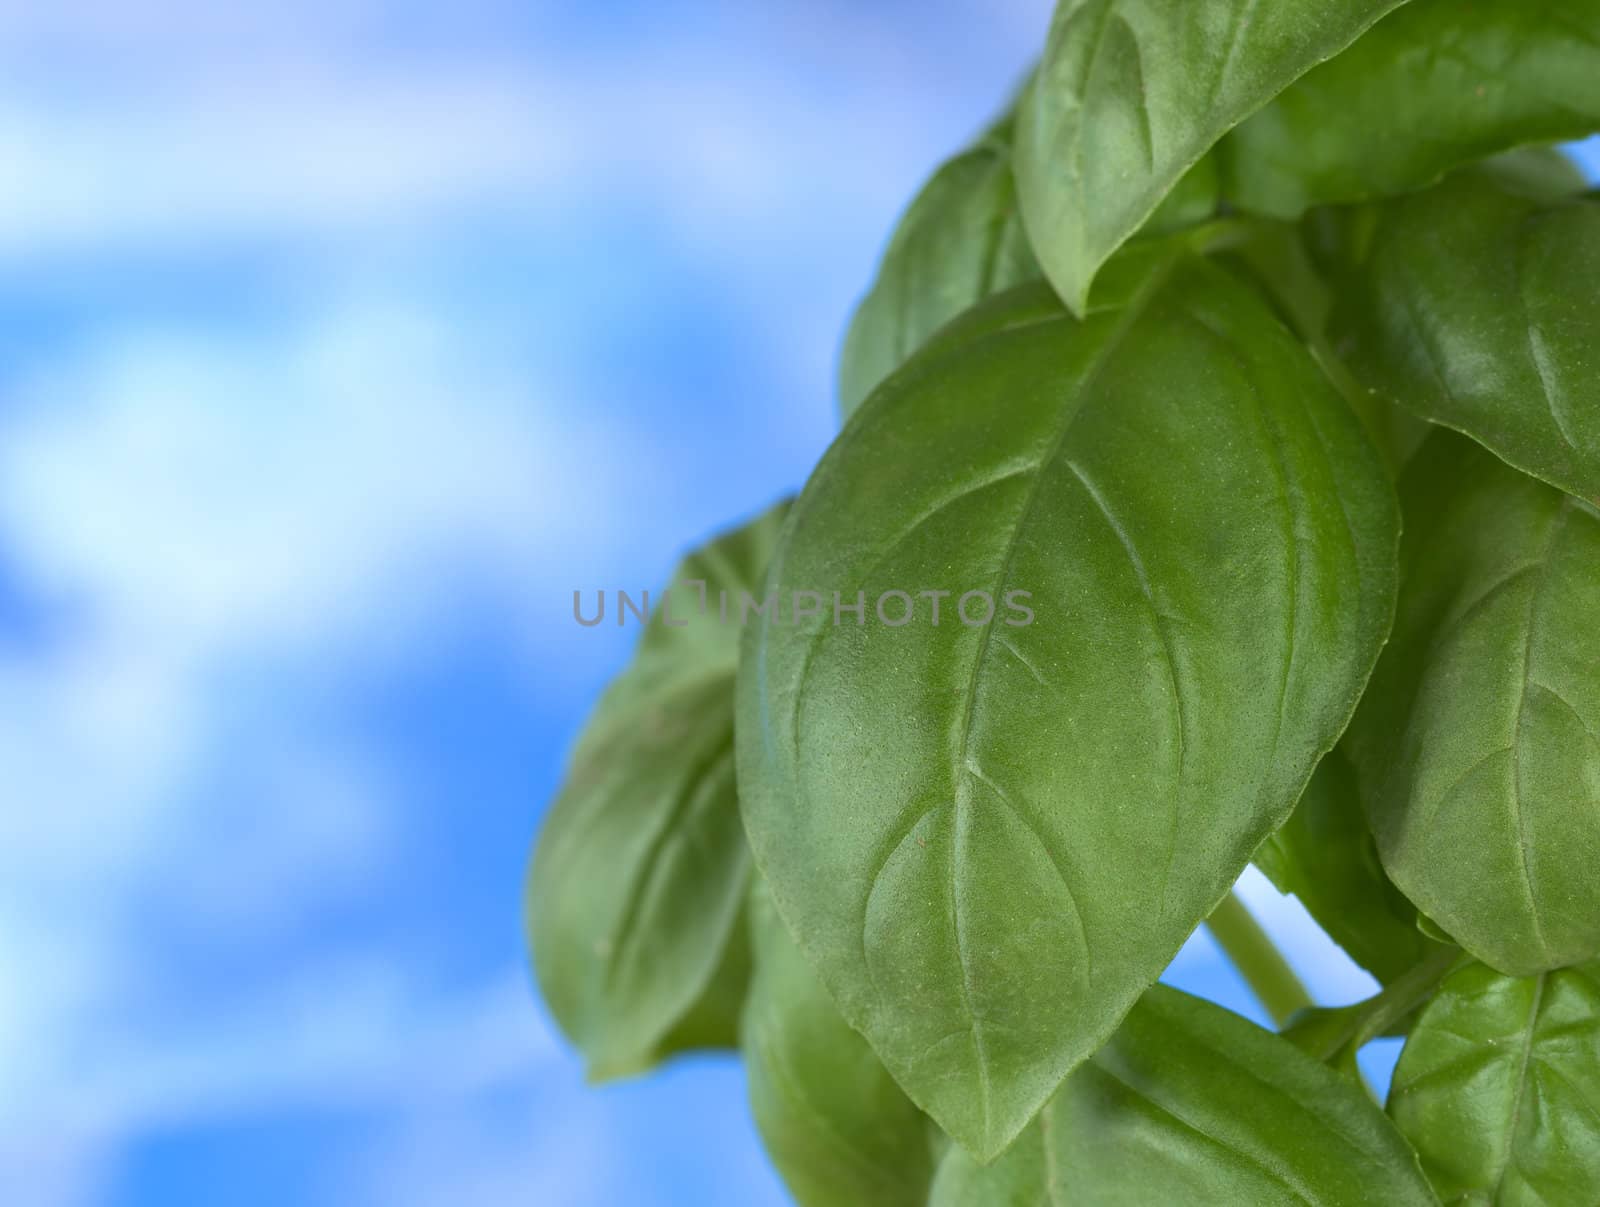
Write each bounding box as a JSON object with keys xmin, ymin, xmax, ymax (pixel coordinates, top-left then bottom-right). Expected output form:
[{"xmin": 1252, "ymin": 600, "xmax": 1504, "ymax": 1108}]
[{"xmin": 528, "ymin": 2, "xmax": 1600, "ymax": 1201}]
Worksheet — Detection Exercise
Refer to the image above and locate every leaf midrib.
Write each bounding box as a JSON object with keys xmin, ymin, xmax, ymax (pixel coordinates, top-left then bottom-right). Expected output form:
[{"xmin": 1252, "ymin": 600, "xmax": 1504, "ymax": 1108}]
[
  {"xmin": 1081, "ymin": 1061, "xmax": 1319, "ymax": 1206},
  {"xmin": 599, "ymin": 728, "xmax": 739, "ymax": 1027},
  {"xmin": 1507, "ymin": 499, "xmax": 1574, "ymax": 957},
  {"xmin": 942, "ymin": 255, "xmax": 1181, "ymax": 1142},
  {"xmin": 1491, "ymin": 972, "xmax": 1548, "ymax": 1199},
  {"xmin": 751, "ymin": 1005, "xmax": 922, "ymax": 1201}
]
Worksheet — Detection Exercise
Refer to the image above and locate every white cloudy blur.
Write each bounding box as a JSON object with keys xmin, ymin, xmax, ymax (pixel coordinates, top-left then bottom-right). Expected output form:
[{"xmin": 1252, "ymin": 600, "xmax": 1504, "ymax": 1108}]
[{"xmin": 0, "ymin": 2, "xmax": 1061, "ymax": 1202}]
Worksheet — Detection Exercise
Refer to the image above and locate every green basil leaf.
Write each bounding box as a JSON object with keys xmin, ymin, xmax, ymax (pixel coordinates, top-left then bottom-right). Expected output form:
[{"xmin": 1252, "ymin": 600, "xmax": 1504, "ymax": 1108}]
[
  {"xmin": 742, "ymin": 878, "xmax": 935, "ymax": 1207},
  {"xmin": 1345, "ymin": 431, "xmax": 1600, "ymax": 976},
  {"xmin": 1301, "ymin": 149, "xmax": 1589, "ymax": 285},
  {"xmin": 1013, "ymin": 0, "xmax": 1407, "ymax": 314},
  {"xmin": 840, "ymin": 70, "xmax": 1217, "ymax": 414},
  {"xmin": 1390, "ymin": 959, "xmax": 1600, "ymax": 1203},
  {"xmin": 1224, "ymin": 0, "xmax": 1600, "ymax": 218},
  {"xmin": 838, "ymin": 135, "xmax": 1039, "ymax": 421},
  {"xmin": 1256, "ymin": 748, "xmax": 1442, "ymax": 984},
  {"xmin": 738, "ymin": 249, "xmax": 1398, "ymax": 1159},
  {"xmin": 526, "ymin": 500, "xmax": 789, "ymax": 1077},
  {"xmin": 1209, "ymin": 218, "xmax": 1433, "ymax": 476},
  {"xmin": 1329, "ymin": 167, "xmax": 1600, "ymax": 505},
  {"xmin": 931, "ymin": 985, "xmax": 1437, "ymax": 1205}
]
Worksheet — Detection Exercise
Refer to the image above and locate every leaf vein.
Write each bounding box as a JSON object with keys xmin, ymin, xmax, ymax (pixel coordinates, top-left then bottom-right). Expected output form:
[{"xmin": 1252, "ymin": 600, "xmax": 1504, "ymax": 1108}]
[
  {"xmin": 1493, "ymin": 974, "xmax": 1548, "ymax": 1198},
  {"xmin": 963, "ymin": 759, "xmax": 1093, "ymax": 973},
  {"xmin": 940, "ymin": 258, "xmax": 1179, "ymax": 1140},
  {"xmin": 1508, "ymin": 504, "xmax": 1573, "ymax": 957},
  {"xmin": 1515, "ymin": 214, "xmax": 1583, "ymax": 454},
  {"xmin": 1090, "ymin": 1064, "xmax": 1318, "ymax": 1205},
  {"xmin": 1064, "ymin": 457, "xmax": 1187, "ymax": 918}
]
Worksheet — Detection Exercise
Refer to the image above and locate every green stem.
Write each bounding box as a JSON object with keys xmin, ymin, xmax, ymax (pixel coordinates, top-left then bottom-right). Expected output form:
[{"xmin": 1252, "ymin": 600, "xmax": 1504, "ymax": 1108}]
[
  {"xmin": 1282, "ymin": 945, "xmax": 1461, "ymax": 1101},
  {"xmin": 1341, "ymin": 945, "xmax": 1462, "ymax": 1054},
  {"xmin": 1206, "ymin": 891, "xmax": 1315, "ymax": 1026}
]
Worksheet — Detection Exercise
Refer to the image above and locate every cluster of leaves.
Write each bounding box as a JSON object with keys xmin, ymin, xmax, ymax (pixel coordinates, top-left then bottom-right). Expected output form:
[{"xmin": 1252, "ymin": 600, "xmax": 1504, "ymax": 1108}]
[{"xmin": 528, "ymin": 2, "xmax": 1600, "ymax": 1201}]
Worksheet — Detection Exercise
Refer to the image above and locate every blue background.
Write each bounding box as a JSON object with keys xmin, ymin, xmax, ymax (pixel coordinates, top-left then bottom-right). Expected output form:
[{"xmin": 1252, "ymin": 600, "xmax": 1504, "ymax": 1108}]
[{"xmin": 2, "ymin": 3, "xmax": 1596, "ymax": 1204}]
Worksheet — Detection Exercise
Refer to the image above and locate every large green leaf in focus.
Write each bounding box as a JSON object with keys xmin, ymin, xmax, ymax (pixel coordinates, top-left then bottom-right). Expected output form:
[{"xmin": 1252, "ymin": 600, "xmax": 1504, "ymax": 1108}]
[
  {"xmin": 737, "ymin": 251, "xmax": 1398, "ymax": 1159},
  {"xmin": 1256, "ymin": 748, "xmax": 1442, "ymax": 984},
  {"xmin": 1013, "ymin": 0, "xmax": 1407, "ymax": 314},
  {"xmin": 1345, "ymin": 432, "xmax": 1600, "ymax": 976},
  {"xmin": 526, "ymin": 500, "xmax": 789, "ymax": 1078},
  {"xmin": 931, "ymin": 985, "xmax": 1436, "ymax": 1206},
  {"xmin": 1390, "ymin": 959, "xmax": 1600, "ymax": 1204},
  {"xmin": 1224, "ymin": 0, "xmax": 1600, "ymax": 218},
  {"xmin": 1329, "ymin": 168, "xmax": 1600, "ymax": 505},
  {"xmin": 742, "ymin": 879, "xmax": 935, "ymax": 1207},
  {"xmin": 838, "ymin": 127, "xmax": 1039, "ymax": 421}
]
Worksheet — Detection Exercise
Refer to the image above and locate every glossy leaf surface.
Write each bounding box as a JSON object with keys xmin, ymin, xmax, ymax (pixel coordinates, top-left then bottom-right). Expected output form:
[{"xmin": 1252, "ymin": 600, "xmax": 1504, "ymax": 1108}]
[
  {"xmin": 1346, "ymin": 433, "xmax": 1600, "ymax": 975},
  {"xmin": 1390, "ymin": 959, "xmax": 1600, "ymax": 1204},
  {"xmin": 527, "ymin": 501, "xmax": 789, "ymax": 1077},
  {"xmin": 839, "ymin": 133, "xmax": 1039, "ymax": 420},
  {"xmin": 738, "ymin": 253, "xmax": 1398, "ymax": 1158},
  {"xmin": 1255, "ymin": 748, "xmax": 1440, "ymax": 984},
  {"xmin": 931, "ymin": 985, "xmax": 1436, "ymax": 1206},
  {"xmin": 1330, "ymin": 168, "xmax": 1600, "ymax": 504},
  {"xmin": 1224, "ymin": 0, "xmax": 1600, "ymax": 218},
  {"xmin": 1014, "ymin": 0, "xmax": 1405, "ymax": 313},
  {"xmin": 742, "ymin": 879, "xmax": 935, "ymax": 1207}
]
